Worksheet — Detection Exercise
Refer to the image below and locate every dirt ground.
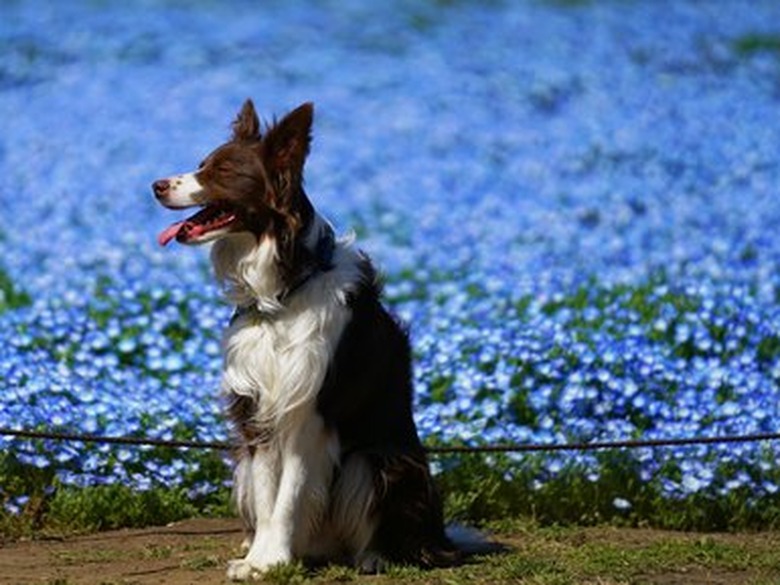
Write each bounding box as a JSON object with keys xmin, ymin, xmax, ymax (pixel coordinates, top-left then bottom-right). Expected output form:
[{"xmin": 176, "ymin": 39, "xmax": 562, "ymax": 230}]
[
  {"xmin": 0, "ymin": 519, "xmax": 244, "ymax": 585},
  {"xmin": 0, "ymin": 518, "xmax": 777, "ymax": 585}
]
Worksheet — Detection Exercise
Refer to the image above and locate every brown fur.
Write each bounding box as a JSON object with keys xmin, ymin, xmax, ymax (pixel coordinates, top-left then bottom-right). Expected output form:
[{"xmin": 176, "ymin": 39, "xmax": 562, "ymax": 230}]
[{"xmin": 193, "ymin": 100, "xmax": 316, "ymax": 286}]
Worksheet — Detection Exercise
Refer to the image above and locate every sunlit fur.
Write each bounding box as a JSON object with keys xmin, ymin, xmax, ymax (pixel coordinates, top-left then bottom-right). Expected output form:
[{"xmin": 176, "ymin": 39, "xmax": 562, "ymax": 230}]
[{"xmin": 153, "ymin": 100, "xmax": 455, "ymax": 580}]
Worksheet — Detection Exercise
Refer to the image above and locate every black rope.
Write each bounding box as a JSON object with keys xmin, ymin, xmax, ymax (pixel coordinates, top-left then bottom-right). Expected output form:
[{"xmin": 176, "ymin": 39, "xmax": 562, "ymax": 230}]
[
  {"xmin": 2, "ymin": 427, "xmax": 780, "ymax": 455},
  {"xmin": 424, "ymin": 432, "xmax": 780, "ymax": 454},
  {"xmin": 0, "ymin": 427, "xmax": 231, "ymax": 451}
]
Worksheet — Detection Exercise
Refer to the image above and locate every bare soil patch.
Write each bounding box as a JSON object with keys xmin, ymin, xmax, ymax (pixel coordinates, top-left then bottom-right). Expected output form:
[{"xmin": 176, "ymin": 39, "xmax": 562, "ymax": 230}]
[{"xmin": 0, "ymin": 519, "xmax": 241, "ymax": 585}]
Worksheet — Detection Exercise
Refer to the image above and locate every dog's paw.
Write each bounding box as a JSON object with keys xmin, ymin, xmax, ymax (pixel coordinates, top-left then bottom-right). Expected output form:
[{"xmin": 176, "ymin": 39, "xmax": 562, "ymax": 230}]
[
  {"xmin": 226, "ymin": 548, "xmax": 294, "ymax": 582},
  {"xmin": 356, "ymin": 551, "xmax": 389, "ymax": 574},
  {"xmin": 226, "ymin": 558, "xmax": 263, "ymax": 581}
]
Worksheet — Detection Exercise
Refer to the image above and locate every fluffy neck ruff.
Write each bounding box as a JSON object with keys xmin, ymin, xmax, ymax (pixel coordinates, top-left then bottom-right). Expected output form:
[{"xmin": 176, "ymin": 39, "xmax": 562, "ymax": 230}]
[{"xmin": 210, "ymin": 212, "xmax": 335, "ymax": 315}]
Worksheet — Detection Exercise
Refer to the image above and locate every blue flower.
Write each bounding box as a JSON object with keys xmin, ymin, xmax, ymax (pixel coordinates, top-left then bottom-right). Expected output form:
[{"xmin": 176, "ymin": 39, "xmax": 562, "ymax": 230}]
[{"xmin": 2, "ymin": 0, "xmax": 780, "ymax": 509}]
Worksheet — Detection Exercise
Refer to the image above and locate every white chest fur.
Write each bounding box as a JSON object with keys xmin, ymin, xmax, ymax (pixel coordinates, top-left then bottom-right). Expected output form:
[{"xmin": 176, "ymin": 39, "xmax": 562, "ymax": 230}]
[
  {"xmin": 219, "ymin": 261, "xmax": 362, "ymax": 431},
  {"xmin": 220, "ymin": 299, "xmax": 348, "ymax": 423},
  {"xmin": 212, "ymin": 220, "xmax": 363, "ymax": 428}
]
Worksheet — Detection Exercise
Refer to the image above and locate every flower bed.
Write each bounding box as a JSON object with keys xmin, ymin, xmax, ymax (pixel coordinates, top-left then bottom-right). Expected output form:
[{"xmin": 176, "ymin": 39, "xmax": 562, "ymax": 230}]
[{"xmin": 2, "ymin": 0, "xmax": 780, "ymax": 527}]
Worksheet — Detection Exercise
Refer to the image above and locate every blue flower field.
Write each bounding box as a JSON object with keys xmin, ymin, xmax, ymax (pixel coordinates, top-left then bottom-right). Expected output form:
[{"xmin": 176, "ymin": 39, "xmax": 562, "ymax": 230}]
[{"xmin": 2, "ymin": 0, "xmax": 780, "ymax": 528}]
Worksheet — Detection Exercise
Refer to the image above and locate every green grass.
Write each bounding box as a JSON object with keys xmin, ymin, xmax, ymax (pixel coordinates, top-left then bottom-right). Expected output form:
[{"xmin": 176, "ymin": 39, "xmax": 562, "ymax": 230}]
[
  {"xmin": 217, "ymin": 522, "xmax": 780, "ymax": 584},
  {"xmin": 451, "ymin": 454, "xmax": 780, "ymax": 531},
  {"xmin": 180, "ymin": 553, "xmax": 222, "ymax": 571},
  {"xmin": 0, "ymin": 478, "xmax": 232, "ymax": 540},
  {"xmin": 733, "ymin": 33, "xmax": 780, "ymax": 57},
  {"xmin": 5, "ymin": 450, "xmax": 780, "ymax": 543},
  {"xmin": 0, "ymin": 265, "xmax": 31, "ymax": 312}
]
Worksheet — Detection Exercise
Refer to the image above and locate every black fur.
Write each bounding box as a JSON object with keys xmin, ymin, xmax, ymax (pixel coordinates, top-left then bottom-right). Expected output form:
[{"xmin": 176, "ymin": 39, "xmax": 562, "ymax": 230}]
[{"xmin": 318, "ymin": 259, "xmax": 455, "ymax": 566}]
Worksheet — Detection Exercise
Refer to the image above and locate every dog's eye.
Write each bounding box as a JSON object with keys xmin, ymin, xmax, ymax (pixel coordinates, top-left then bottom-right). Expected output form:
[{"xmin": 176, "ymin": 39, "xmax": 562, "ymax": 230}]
[{"xmin": 197, "ymin": 160, "xmax": 206, "ymax": 170}]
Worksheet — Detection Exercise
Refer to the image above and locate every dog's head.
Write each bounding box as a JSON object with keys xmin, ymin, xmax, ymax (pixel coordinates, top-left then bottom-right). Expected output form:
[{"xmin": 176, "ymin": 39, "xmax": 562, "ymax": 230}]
[{"xmin": 153, "ymin": 100, "xmax": 313, "ymax": 247}]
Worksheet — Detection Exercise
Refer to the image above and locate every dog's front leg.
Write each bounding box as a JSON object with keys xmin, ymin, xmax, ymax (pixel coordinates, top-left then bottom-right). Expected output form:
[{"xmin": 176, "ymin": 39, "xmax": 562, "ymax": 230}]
[
  {"xmin": 228, "ymin": 411, "xmax": 335, "ymax": 580},
  {"xmin": 233, "ymin": 445, "xmax": 281, "ymax": 552},
  {"xmin": 228, "ymin": 444, "xmax": 281, "ymax": 581}
]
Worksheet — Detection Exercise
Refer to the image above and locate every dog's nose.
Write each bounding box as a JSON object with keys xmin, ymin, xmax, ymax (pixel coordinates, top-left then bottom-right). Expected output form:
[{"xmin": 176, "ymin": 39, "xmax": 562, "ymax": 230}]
[{"xmin": 152, "ymin": 179, "xmax": 170, "ymax": 199}]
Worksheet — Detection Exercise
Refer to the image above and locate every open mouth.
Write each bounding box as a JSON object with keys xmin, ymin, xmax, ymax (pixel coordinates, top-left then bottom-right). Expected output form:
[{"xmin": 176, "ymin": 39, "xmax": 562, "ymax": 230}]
[{"xmin": 158, "ymin": 204, "xmax": 238, "ymax": 246}]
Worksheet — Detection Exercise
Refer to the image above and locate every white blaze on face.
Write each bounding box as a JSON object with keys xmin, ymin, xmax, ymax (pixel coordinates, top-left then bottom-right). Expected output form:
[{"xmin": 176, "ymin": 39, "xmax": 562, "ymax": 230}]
[{"xmin": 164, "ymin": 172, "xmax": 204, "ymax": 208}]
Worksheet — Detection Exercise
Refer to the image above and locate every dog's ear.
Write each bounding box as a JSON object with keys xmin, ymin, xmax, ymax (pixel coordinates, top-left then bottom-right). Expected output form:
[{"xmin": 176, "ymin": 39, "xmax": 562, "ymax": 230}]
[
  {"xmin": 263, "ymin": 102, "xmax": 313, "ymax": 176},
  {"xmin": 232, "ymin": 99, "xmax": 261, "ymax": 142}
]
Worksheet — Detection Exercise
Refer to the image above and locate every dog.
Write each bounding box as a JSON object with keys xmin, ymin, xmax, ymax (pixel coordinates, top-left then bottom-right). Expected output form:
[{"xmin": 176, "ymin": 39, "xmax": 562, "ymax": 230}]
[{"xmin": 152, "ymin": 100, "xmax": 456, "ymax": 579}]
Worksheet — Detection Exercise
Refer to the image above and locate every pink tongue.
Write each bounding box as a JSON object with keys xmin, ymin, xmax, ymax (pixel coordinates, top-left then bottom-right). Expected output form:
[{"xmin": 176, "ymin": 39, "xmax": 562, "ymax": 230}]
[{"xmin": 158, "ymin": 221, "xmax": 186, "ymax": 247}]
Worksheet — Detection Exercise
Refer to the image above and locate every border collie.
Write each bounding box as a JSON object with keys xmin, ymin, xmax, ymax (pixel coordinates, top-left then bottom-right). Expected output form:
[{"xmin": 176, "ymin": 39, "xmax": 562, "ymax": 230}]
[{"xmin": 152, "ymin": 100, "xmax": 455, "ymax": 579}]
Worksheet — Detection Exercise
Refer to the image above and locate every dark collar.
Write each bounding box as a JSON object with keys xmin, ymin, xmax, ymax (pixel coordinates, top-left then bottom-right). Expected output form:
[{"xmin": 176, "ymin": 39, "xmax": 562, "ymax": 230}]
[
  {"xmin": 231, "ymin": 224, "xmax": 336, "ymax": 324},
  {"xmin": 282, "ymin": 223, "xmax": 336, "ymax": 301}
]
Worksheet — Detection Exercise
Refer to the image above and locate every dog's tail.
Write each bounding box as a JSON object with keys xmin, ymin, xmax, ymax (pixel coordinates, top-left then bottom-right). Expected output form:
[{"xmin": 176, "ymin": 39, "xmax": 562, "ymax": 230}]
[{"xmin": 446, "ymin": 524, "xmax": 508, "ymax": 557}]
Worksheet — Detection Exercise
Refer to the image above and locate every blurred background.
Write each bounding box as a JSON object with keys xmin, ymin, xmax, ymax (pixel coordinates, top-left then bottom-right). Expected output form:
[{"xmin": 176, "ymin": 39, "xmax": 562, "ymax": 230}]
[{"xmin": 2, "ymin": 0, "xmax": 780, "ymax": 529}]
